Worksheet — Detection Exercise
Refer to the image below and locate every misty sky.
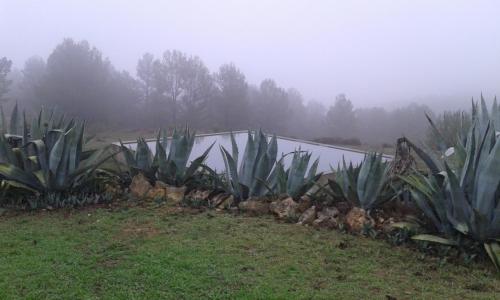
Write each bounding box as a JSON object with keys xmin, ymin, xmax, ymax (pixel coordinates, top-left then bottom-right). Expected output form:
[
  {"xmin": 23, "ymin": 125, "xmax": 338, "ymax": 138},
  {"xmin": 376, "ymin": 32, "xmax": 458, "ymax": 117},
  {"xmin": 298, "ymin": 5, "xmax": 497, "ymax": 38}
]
[{"xmin": 1, "ymin": 0, "xmax": 499, "ymax": 109}]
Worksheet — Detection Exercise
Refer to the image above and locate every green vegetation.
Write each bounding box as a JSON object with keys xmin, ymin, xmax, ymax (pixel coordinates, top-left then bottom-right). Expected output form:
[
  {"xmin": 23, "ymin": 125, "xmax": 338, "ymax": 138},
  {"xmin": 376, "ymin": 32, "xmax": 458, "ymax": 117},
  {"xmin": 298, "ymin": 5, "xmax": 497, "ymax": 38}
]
[
  {"xmin": 219, "ymin": 130, "xmax": 278, "ymax": 202},
  {"xmin": 0, "ymin": 106, "xmax": 116, "ymax": 208},
  {"xmin": 328, "ymin": 153, "xmax": 394, "ymax": 210},
  {"xmin": 0, "ymin": 95, "xmax": 499, "ymax": 300},
  {"xmin": 272, "ymin": 150, "xmax": 321, "ymax": 200},
  {"xmin": 403, "ymin": 97, "xmax": 500, "ymax": 270},
  {"xmin": 120, "ymin": 128, "xmax": 213, "ymax": 186},
  {"xmin": 0, "ymin": 206, "xmax": 498, "ymax": 299},
  {"xmin": 219, "ymin": 131, "xmax": 322, "ymax": 202}
]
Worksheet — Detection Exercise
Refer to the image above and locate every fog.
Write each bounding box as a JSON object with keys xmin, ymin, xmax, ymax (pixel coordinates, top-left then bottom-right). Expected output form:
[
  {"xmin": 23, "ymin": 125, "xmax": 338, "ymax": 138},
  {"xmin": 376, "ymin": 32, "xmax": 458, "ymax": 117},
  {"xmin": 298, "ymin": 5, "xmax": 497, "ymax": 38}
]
[
  {"xmin": 0, "ymin": 1, "xmax": 499, "ymax": 145},
  {"xmin": 2, "ymin": 0, "xmax": 499, "ymax": 108}
]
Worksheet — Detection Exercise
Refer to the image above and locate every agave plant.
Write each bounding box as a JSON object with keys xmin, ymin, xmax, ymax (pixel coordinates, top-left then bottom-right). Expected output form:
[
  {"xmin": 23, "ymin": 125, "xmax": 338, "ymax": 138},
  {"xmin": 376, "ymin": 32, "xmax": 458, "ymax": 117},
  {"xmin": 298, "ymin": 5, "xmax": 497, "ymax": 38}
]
[
  {"xmin": 328, "ymin": 153, "xmax": 393, "ymax": 211},
  {"xmin": 403, "ymin": 96, "xmax": 500, "ymax": 271},
  {"xmin": 219, "ymin": 130, "xmax": 322, "ymax": 203},
  {"xmin": 0, "ymin": 121, "xmax": 115, "ymax": 194},
  {"xmin": 219, "ymin": 130, "xmax": 278, "ymax": 202},
  {"xmin": 120, "ymin": 137, "xmax": 155, "ymax": 180},
  {"xmin": 0, "ymin": 103, "xmax": 25, "ymax": 147},
  {"xmin": 328, "ymin": 159, "xmax": 359, "ymax": 203},
  {"xmin": 155, "ymin": 129, "xmax": 213, "ymax": 186},
  {"xmin": 29, "ymin": 106, "xmax": 71, "ymax": 141},
  {"xmin": 120, "ymin": 128, "xmax": 213, "ymax": 187},
  {"xmin": 0, "ymin": 104, "xmax": 74, "ymax": 149},
  {"xmin": 269, "ymin": 150, "xmax": 322, "ymax": 200}
]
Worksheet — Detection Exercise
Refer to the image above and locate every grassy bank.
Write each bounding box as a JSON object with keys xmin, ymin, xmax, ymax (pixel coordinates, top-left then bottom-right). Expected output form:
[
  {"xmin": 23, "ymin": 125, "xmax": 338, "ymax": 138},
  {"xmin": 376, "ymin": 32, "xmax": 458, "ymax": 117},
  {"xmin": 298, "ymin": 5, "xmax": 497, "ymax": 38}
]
[{"xmin": 0, "ymin": 205, "xmax": 498, "ymax": 299}]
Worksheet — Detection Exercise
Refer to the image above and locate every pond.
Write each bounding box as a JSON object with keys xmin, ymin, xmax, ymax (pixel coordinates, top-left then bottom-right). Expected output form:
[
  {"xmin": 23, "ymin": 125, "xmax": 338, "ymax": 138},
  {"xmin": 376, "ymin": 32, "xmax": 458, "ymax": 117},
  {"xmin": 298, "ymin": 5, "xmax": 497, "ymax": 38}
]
[{"xmin": 119, "ymin": 131, "xmax": 392, "ymax": 174}]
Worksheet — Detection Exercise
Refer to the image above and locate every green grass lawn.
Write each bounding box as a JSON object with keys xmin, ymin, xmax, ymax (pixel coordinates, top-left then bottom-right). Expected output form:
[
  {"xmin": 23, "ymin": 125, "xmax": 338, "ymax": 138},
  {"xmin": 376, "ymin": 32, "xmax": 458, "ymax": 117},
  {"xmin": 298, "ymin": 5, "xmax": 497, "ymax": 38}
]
[{"xmin": 1, "ymin": 205, "xmax": 498, "ymax": 299}]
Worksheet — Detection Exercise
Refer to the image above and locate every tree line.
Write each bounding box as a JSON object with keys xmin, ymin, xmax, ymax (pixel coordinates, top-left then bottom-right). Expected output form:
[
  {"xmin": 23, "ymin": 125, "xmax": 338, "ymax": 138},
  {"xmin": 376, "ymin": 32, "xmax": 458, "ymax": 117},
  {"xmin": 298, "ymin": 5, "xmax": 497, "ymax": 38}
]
[{"xmin": 2, "ymin": 38, "xmax": 437, "ymax": 145}]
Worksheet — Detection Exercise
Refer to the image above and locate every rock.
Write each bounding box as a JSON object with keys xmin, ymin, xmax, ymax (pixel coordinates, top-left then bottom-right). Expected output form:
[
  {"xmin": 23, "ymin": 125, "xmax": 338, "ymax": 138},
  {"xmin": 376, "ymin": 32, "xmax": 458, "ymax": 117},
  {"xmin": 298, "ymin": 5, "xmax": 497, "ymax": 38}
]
[
  {"xmin": 297, "ymin": 206, "xmax": 316, "ymax": 225},
  {"xmin": 165, "ymin": 185, "xmax": 186, "ymax": 204},
  {"xmin": 270, "ymin": 197, "xmax": 299, "ymax": 220},
  {"xmin": 313, "ymin": 207, "xmax": 340, "ymax": 228},
  {"xmin": 212, "ymin": 194, "xmax": 234, "ymax": 209},
  {"xmin": 146, "ymin": 181, "xmax": 168, "ymax": 200},
  {"xmin": 187, "ymin": 190, "xmax": 211, "ymax": 202},
  {"xmin": 145, "ymin": 181, "xmax": 186, "ymax": 203},
  {"xmin": 345, "ymin": 207, "xmax": 373, "ymax": 232},
  {"xmin": 238, "ymin": 200, "xmax": 269, "ymax": 216},
  {"xmin": 210, "ymin": 193, "xmax": 227, "ymax": 207},
  {"xmin": 129, "ymin": 173, "xmax": 152, "ymax": 198},
  {"xmin": 129, "ymin": 176, "xmax": 186, "ymax": 203},
  {"xmin": 221, "ymin": 195, "xmax": 234, "ymax": 209},
  {"xmin": 297, "ymin": 195, "xmax": 313, "ymax": 213}
]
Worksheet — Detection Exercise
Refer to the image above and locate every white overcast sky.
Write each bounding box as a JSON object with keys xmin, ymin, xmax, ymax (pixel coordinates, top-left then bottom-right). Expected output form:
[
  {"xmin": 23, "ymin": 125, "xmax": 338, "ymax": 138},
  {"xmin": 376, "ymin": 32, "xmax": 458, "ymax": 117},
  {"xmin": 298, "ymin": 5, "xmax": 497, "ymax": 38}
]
[{"xmin": 1, "ymin": 0, "xmax": 499, "ymax": 108}]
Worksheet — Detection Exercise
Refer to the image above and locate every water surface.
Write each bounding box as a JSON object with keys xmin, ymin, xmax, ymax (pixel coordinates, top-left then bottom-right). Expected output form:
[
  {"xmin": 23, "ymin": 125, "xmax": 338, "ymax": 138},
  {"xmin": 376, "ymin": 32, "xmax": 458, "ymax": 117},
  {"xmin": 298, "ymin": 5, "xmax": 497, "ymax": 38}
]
[{"xmin": 120, "ymin": 131, "xmax": 391, "ymax": 174}]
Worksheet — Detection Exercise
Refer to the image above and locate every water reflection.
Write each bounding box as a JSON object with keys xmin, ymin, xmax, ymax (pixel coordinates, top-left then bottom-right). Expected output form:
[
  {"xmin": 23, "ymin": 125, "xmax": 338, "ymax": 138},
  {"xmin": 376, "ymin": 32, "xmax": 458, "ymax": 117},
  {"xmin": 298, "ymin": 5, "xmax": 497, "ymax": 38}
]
[{"xmin": 121, "ymin": 132, "xmax": 391, "ymax": 174}]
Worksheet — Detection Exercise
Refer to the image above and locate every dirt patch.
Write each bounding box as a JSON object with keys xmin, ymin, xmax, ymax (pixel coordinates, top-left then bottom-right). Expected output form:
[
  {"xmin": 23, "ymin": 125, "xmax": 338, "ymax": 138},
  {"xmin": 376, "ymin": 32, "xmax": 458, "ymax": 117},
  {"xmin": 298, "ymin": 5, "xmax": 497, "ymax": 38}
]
[
  {"xmin": 97, "ymin": 257, "xmax": 121, "ymax": 269},
  {"xmin": 157, "ymin": 205, "xmax": 205, "ymax": 217},
  {"xmin": 116, "ymin": 220, "xmax": 160, "ymax": 241}
]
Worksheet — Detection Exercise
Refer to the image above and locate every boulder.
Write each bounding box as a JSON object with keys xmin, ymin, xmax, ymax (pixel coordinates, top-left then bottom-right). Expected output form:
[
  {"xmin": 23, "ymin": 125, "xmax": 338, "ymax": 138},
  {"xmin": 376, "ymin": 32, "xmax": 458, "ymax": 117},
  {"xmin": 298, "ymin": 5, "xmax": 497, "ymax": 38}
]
[
  {"xmin": 238, "ymin": 199, "xmax": 269, "ymax": 216},
  {"xmin": 210, "ymin": 193, "xmax": 227, "ymax": 207},
  {"xmin": 313, "ymin": 207, "xmax": 340, "ymax": 229},
  {"xmin": 147, "ymin": 185, "xmax": 166, "ymax": 200},
  {"xmin": 130, "ymin": 173, "xmax": 153, "ymax": 198},
  {"xmin": 129, "ymin": 176, "xmax": 187, "ymax": 203},
  {"xmin": 211, "ymin": 194, "xmax": 234, "ymax": 210},
  {"xmin": 165, "ymin": 185, "xmax": 186, "ymax": 204},
  {"xmin": 187, "ymin": 190, "xmax": 211, "ymax": 202},
  {"xmin": 297, "ymin": 195, "xmax": 313, "ymax": 213},
  {"xmin": 270, "ymin": 197, "xmax": 299, "ymax": 220},
  {"xmin": 297, "ymin": 206, "xmax": 316, "ymax": 225},
  {"xmin": 345, "ymin": 207, "xmax": 373, "ymax": 232}
]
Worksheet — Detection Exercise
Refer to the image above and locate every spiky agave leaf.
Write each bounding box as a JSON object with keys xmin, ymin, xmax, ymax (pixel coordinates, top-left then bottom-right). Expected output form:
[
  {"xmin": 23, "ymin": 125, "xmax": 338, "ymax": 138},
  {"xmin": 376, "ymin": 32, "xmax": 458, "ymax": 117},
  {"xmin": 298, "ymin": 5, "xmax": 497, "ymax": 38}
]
[
  {"xmin": 411, "ymin": 234, "xmax": 458, "ymax": 246},
  {"xmin": 238, "ymin": 130, "xmax": 258, "ymax": 188},
  {"xmin": 400, "ymin": 173, "xmax": 454, "ymax": 235},
  {"xmin": 0, "ymin": 105, "xmax": 5, "ymax": 133},
  {"xmin": 484, "ymin": 242, "xmax": 500, "ymax": 272},
  {"xmin": 119, "ymin": 140, "xmax": 137, "ymax": 170},
  {"xmin": 229, "ymin": 131, "xmax": 239, "ymax": 167},
  {"xmin": 426, "ymin": 112, "xmax": 449, "ymax": 152},
  {"xmin": 168, "ymin": 128, "xmax": 194, "ymax": 177},
  {"xmin": 180, "ymin": 142, "xmax": 214, "ymax": 185},
  {"xmin": 249, "ymin": 151, "xmax": 271, "ymax": 197},
  {"xmin": 357, "ymin": 152, "xmax": 391, "ymax": 210},
  {"xmin": 134, "ymin": 138, "xmax": 154, "ymax": 177},
  {"xmin": 9, "ymin": 102, "xmax": 21, "ymax": 136},
  {"xmin": 220, "ymin": 145, "xmax": 242, "ymax": 200},
  {"xmin": 0, "ymin": 163, "xmax": 44, "ymax": 191}
]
